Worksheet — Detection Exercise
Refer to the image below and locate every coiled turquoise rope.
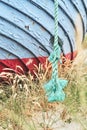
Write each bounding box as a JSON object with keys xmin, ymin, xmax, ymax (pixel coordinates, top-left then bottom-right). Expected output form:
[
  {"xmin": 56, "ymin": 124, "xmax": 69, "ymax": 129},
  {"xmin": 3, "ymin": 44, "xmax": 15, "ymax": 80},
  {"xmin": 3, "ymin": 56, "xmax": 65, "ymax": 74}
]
[{"xmin": 44, "ymin": 0, "xmax": 68, "ymax": 102}]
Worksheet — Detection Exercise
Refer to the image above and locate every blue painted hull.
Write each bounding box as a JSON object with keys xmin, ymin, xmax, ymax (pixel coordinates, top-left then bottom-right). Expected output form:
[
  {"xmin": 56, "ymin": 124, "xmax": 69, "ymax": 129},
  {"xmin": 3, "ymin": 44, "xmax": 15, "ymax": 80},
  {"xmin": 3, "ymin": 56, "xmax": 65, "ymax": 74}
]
[{"xmin": 0, "ymin": 0, "xmax": 87, "ymax": 72}]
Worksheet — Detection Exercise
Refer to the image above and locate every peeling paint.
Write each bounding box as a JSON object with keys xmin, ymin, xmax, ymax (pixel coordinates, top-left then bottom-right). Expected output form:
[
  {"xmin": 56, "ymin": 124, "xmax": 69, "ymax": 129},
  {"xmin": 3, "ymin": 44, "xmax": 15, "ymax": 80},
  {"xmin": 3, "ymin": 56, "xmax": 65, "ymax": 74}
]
[{"xmin": 0, "ymin": 0, "xmax": 87, "ymax": 72}]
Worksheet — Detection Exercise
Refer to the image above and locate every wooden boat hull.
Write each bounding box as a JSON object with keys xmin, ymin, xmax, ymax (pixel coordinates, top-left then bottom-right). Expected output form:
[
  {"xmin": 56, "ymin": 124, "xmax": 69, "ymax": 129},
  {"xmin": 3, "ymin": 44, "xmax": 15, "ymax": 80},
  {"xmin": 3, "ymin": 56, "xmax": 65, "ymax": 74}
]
[{"xmin": 0, "ymin": 0, "xmax": 87, "ymax": 73}]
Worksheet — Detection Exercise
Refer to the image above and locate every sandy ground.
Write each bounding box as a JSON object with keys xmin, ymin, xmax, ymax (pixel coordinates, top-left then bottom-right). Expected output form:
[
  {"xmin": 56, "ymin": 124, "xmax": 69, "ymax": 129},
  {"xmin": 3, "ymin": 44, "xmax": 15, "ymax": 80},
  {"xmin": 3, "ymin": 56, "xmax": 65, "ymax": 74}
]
[
  {"xmin": 0, "ymin": 99, "xmax": 85, "ymax": 130},
  {"xmin": 32, "ymin": 107, "xmax": 83, "ymax": 130}
]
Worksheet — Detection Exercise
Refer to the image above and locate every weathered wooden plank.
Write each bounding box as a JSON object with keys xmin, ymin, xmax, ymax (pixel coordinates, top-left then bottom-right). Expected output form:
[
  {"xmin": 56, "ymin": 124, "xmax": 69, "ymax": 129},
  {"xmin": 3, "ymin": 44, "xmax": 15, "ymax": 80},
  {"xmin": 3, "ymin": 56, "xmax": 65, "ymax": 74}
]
[{"xmin": 0, "ymin": 0, "xmax": 87, "ymax": 72}]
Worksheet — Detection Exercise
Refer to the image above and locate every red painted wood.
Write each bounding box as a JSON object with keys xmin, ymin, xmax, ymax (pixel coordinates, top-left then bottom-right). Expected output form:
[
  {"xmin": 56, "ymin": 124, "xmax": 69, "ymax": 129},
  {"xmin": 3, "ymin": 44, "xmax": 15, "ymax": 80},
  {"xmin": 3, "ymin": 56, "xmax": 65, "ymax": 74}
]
[{"xmin": 0, "ymin": 51, "xmax": 77, "ymax": 73}]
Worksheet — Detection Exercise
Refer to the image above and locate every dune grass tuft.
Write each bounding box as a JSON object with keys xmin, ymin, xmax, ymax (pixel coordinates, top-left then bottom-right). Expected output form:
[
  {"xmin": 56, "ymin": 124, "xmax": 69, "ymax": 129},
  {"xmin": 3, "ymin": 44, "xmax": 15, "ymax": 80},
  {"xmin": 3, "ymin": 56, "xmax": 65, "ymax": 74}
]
[{"xmin": 0, "ymin": 35, "xmax": 87, "ymax": 130}]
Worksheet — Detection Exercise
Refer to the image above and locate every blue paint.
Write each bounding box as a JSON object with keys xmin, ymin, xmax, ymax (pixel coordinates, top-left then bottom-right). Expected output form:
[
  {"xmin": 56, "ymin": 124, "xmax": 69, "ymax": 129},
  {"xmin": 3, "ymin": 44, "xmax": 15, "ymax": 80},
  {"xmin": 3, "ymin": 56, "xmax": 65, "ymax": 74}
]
[
  {"xmin": 0, "ymin": 18, "xmax": 50, "ymax": 59},
  {"xmin": 0, "ymin": 1, "xmax": 52, "ymax": 46},
  {"xmin": 0, "ymin": 0, "xmax": 87, "ymax": 68}
]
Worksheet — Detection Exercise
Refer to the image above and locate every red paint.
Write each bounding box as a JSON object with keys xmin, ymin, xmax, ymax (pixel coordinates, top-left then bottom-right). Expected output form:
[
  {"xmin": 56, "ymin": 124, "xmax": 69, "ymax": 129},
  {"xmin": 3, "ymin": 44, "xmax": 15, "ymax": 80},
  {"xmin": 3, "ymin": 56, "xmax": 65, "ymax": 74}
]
[
  {"xmin": 0, "ymin": 51, "xmax": 77, "ymax": 73},
  {"xmin": 65, "ymin": 51, "xmax": 77, "ymax": 59},
  {"xmin": 0, "ymin": 57, "xmax": 47, "ymax": 73}
]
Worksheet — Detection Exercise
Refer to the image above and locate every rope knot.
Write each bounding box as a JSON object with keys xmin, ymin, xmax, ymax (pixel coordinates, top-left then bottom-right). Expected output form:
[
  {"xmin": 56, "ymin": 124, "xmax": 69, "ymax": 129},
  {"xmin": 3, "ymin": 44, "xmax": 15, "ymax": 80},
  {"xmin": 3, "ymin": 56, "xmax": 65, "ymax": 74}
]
[
  {"xmin": 49, "ymin": 45, "xmax": 61, "ymax": 63},
  {"xmin": 44, "ymin": 0, "xmax": 68, "ymax": 102}
]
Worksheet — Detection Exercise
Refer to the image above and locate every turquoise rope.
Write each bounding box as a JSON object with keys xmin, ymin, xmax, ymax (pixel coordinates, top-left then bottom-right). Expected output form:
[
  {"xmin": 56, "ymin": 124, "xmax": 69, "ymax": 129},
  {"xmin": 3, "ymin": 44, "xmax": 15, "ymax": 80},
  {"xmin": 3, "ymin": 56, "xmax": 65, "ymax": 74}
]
[{"xmin": 44, "ymin": 0, "xmax": 68, "ymax": 102}]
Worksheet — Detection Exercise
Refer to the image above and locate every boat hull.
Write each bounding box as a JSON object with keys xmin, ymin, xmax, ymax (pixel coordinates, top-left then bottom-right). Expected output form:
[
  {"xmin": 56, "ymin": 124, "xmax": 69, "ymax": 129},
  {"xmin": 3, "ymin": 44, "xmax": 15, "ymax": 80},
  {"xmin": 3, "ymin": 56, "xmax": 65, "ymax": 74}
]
[{"xmin": 0, "ymin": 0, "xmax": 87, "ymax": 73}]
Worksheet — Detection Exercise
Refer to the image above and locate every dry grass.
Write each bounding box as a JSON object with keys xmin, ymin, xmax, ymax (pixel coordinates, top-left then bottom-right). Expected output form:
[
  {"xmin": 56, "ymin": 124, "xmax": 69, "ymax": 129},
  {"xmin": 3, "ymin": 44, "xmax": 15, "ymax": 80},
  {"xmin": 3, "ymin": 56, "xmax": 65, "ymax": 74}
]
[
  {"xmin": 0, "ymin": 36, "xmax": 87, "ymax": 130},
  {"xmin": 63, "ymin": 35, "xmax": 87, "ymax": 129}
]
